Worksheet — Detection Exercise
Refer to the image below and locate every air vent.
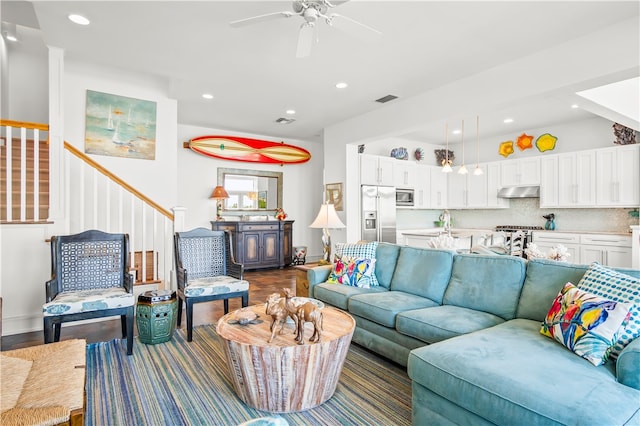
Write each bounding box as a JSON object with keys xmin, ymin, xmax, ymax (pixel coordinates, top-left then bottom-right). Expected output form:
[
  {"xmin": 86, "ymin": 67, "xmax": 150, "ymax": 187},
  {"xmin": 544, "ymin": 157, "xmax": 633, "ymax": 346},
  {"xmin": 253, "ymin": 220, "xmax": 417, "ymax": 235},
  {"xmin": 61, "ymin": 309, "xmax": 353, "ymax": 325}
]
[
  {"xmin": 375, "ymin": 94, "xmax": 398, "ymax": 103},
  {"xmin": 275, "ymin": 117, "xmax": 296, "ymax": 125}
]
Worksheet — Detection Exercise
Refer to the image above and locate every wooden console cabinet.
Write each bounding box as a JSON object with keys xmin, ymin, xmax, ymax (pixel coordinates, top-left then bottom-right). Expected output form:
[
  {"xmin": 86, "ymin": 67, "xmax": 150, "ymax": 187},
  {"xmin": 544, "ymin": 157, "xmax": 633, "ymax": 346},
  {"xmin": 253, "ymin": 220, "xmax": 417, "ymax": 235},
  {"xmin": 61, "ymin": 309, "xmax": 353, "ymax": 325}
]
[{"xmin": 211, "ymin": 220, "xmax": 294, "ymax": 270}]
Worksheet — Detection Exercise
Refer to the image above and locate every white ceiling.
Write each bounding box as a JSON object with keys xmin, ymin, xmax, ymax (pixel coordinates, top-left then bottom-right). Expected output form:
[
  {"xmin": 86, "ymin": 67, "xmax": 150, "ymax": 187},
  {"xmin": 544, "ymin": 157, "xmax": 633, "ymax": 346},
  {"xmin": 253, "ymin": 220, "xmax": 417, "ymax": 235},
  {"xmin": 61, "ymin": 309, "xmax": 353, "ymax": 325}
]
[{"xmin": 3, "ymin": 1, "xmax": 639, "ymax": 144}]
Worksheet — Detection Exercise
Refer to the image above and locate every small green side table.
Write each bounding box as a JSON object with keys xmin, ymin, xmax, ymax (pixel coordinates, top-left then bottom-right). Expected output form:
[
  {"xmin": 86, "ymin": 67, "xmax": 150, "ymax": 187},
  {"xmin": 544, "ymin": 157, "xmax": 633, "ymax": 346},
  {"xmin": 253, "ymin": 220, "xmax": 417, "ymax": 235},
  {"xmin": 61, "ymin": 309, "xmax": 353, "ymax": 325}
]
[{"xmin": 136, "ymin": 290, "xmax": 178, "ymax": 344}]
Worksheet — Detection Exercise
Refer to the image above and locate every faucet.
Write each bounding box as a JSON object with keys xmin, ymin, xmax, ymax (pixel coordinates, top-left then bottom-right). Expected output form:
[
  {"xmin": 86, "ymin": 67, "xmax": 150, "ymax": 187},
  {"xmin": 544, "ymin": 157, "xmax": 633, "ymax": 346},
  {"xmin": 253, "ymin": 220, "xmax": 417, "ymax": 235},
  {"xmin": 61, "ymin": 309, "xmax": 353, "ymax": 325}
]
[{"xmin": 440, "ymin": 210, "xmax": 451, "ymax": 236}]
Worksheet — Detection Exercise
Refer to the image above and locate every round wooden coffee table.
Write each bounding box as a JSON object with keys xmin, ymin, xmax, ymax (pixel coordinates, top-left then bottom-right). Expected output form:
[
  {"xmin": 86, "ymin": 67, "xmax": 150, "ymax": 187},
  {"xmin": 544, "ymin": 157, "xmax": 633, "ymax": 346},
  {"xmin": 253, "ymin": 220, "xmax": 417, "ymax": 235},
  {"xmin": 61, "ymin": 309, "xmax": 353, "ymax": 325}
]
[{"xmin": 216, "ymin": 303, "xmax": 355, "ymax": 413}]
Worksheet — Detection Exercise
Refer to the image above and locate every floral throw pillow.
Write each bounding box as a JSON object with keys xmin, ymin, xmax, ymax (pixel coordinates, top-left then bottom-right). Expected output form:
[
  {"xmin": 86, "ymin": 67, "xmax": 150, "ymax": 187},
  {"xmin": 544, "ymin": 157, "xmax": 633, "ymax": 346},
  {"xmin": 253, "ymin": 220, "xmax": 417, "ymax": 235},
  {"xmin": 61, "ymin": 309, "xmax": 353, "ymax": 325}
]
[
  {"xmin": 541, "ymin": 282, "xmax": 631, "ymax": 366},
  {"xmin": 577, "ymin": 262, "xmax": 640, "ymax": 359},
  {"xmin": 335, "ymin": 242, "xmax": 379, "ymax": 286},
  {"xmin": 327, "ymin": 256, "xmax": 376, "ymax": 288}
]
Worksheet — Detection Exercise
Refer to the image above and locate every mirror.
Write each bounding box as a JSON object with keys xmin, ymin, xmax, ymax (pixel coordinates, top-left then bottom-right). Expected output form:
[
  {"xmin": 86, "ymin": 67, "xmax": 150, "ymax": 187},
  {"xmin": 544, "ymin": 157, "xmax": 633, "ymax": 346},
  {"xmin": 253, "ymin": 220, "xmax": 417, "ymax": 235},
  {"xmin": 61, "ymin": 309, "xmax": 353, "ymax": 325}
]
[{"xmin": 217, "ymin": 168, "xmax": 282, "ymax": 211}]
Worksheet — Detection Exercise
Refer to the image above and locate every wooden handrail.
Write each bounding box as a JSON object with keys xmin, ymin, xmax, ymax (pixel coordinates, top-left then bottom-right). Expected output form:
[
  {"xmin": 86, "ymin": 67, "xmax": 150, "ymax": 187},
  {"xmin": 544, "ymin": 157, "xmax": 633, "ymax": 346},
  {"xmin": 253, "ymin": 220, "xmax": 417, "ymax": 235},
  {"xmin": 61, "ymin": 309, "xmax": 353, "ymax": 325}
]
[
  {"xmin": 0, "ymin": 119, "xmax": 49, "ymax": 131},
  {"xmin": 64, "ymin": 142, "xmax": 174, "ymax": 220}
]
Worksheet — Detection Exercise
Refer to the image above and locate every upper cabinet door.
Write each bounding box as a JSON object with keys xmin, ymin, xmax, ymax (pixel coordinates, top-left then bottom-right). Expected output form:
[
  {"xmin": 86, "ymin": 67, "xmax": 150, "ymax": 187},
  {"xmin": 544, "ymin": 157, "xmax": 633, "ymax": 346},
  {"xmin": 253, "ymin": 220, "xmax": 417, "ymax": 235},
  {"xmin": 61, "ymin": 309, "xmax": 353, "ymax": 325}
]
[
  {"xmin": 430, "ymin": 167, "xmax": 448, "ymax": 209},
  {"xmin": 500, "ymin": 157, "xmax": 540, "ymax": 186},
  {"xmin": 414, "ymin": 164, "xmax": 431, "ymax": 209},
  {"xmin": 486, "ymin": 162, "xmax": 509, "ymax": 208},
  {"xmin": 557, "ymin": 151, "xmax": 596, "ymax": 207},
  {"xmin": 539, "ymin": 156, "xmax": 558, "ymax": 208},
  {"xmin": 393, "ymin": 160, "xmax": 416, "ymax": 189},
  {"xmin": 466, "ymin": 164, "xmax": 488, "ymax": 208},
  {"xmin": 360, "ymin": 154, "xmax": 395, "ymax": 186},
  {"xmin": 596, "ymin": 144, "xmax": 640, "ymax": 207}
]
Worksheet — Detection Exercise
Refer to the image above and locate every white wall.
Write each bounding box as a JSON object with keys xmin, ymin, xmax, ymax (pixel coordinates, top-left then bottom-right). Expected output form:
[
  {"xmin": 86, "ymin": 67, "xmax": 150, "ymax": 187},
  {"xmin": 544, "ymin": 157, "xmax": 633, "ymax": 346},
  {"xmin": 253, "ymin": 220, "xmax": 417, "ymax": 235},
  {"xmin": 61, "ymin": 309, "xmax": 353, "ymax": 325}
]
[
  {"xmin": 64, "ymin": 61, "xmax": 178, "ymax": 210},
  {"xmin": 177, "ymin": 124, "xmax": 325, "ymax": 259}
]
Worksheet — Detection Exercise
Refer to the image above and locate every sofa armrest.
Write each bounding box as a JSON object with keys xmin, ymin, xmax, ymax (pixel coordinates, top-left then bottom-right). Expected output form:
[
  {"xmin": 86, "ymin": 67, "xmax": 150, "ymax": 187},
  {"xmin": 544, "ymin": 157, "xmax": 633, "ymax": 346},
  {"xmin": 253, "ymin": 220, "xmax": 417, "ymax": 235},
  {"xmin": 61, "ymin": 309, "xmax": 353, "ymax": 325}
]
[
  {"xmin": 616, "ymin": 337, "xmax": 640, "ymax": 390},
  {"xmin": 307, "ymin": 265, "xmax": 333, "ymax": 298}
]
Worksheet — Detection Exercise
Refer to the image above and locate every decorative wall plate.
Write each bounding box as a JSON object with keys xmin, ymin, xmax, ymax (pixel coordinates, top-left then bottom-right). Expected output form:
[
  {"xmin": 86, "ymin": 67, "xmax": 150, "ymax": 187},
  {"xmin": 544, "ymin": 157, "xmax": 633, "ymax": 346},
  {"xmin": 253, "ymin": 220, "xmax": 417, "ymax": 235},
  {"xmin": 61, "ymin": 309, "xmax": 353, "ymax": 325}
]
[{"xmin": 186, "ymin": 135, "xmax": 311, "ymax": 164}]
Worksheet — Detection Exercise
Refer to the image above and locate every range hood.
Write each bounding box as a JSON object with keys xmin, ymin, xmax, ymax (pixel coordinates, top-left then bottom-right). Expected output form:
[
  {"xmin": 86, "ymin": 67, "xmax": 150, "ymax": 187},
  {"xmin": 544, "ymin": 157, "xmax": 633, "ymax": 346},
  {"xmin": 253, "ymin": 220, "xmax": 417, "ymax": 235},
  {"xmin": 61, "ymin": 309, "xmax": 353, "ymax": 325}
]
[{"xmin": 497, "ymin": 186, "xmax": 540, "ymax": 198}]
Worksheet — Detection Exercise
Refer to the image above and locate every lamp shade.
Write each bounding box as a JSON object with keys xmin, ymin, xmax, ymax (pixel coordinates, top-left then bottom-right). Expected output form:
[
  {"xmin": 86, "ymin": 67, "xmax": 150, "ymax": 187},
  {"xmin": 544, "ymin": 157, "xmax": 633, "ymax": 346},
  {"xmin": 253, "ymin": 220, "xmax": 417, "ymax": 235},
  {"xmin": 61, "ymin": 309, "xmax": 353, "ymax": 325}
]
[
  {"xmin": 210, "ymin": 185, "xmax": 229, "ymax": 200},
  {"xmin": 310, "ymin": 203, "xmax": 345, "ymax": 229}
]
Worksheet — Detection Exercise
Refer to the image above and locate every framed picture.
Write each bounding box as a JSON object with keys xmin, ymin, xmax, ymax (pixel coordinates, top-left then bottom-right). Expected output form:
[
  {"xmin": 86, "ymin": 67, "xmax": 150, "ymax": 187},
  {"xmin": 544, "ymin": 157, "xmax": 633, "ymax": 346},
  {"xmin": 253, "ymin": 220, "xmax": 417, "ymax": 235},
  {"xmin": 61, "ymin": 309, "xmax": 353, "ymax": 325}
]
[
  {"xmin": 325, "ymin": 182, "xmax": 343, "ymax": 211},
  {"xmin": 84, "ymin": 90, "xmax": 157, "ymax": 160}
]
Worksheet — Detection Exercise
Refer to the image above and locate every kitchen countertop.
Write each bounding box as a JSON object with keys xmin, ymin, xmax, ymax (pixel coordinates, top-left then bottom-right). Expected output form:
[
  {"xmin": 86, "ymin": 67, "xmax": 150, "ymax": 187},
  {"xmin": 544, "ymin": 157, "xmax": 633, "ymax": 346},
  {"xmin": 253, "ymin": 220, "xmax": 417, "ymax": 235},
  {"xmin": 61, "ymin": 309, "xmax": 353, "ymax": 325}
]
[
  {"xmin": 400, "ymin": 228, "xmax": 495, "ymax": 238},
  {"xmin": 532, "ymin": 230, "xmax": 632, "ymax": 236}
]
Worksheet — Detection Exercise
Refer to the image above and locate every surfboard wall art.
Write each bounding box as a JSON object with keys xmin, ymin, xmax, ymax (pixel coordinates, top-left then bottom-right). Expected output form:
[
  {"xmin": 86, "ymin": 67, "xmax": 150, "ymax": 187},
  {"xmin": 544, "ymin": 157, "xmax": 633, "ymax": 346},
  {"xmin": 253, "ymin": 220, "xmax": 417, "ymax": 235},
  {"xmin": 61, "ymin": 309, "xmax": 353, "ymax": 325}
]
[{"xmin": 185, "ymin": 135, "xmax": 311, "ymax": 165}]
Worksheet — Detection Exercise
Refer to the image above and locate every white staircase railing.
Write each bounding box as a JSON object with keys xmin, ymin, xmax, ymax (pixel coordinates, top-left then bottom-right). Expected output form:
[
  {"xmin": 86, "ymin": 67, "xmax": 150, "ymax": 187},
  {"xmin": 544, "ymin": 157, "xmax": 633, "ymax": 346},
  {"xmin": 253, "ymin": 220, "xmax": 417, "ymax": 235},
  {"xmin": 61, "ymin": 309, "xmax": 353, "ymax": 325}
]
[{"xmin": 1, "ymin": 119, "xmax": 174, "ymax": 288}]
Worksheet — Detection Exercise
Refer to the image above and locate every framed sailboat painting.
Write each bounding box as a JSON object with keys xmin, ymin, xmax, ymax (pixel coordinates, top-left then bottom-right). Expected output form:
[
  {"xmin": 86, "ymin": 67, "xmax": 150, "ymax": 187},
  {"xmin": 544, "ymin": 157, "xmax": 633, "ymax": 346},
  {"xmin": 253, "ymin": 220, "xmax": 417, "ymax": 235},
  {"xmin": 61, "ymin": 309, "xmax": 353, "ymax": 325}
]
[{"xmin": 84, "ymin": 90, "xmax": 157, "ymax": 160}]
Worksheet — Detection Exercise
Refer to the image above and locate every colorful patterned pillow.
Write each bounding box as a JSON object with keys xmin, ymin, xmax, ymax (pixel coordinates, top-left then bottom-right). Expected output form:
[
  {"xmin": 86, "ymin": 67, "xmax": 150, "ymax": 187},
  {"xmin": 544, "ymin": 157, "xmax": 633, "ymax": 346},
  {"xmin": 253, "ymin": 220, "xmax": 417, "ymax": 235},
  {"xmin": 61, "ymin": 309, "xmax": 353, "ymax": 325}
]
[
  {"xmin": 577, "ymin": 262, "xmax": 640, "ymax": 359},
  {"xmin": 335, "ymin": 242, "xmax": 379, "ymax": 286},
  {"xmin": 327, "ymin": 256, "xmax": 376, "ymax": 288},
  {"xmin": 541, "ymin": 282, "xmax": 631, "ymax": 366}
]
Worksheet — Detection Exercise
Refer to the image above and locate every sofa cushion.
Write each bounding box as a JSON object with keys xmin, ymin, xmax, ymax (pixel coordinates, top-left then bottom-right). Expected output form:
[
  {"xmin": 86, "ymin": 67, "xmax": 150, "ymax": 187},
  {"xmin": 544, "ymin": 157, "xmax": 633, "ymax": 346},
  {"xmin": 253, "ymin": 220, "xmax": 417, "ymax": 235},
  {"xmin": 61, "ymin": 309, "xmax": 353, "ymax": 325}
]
[
  {"xmin": 313, "ymin": 283, "xmax": 387, "ymax": 310},
  {"xmin": 396, "ymin": 305, "xmax": 505, "ymax": 344},
  {"xmin": 408, "ymin": 319, "xmax": 640, "ymax": 426},
  {"xmin": 348, "ymin": 291, "xmax": 438, "ymax": 328},
  {"xmin": 516, "ymin": 258, "xmax": 589, "ymax": 322},
  {"xmin": 373, "ymin": 243, "xmax": 401, "ymax": 288},
  {"xmin": 335, "ymin": 242, "xmax": 380, "ymax": 286},
  {"xmin": 541, "ymin": 282, "xmax": 631, "ymax": 366},
  {"xmin": 388, "ymin": 247, "xmax": 454, "ymax": 303},
  {"xmin": 442, "ymin": 254, "xmax": 526, "ymax": 320},
  {"xmin": 577, "ymin": 262, "xmax": 640, "ymax": 359}
]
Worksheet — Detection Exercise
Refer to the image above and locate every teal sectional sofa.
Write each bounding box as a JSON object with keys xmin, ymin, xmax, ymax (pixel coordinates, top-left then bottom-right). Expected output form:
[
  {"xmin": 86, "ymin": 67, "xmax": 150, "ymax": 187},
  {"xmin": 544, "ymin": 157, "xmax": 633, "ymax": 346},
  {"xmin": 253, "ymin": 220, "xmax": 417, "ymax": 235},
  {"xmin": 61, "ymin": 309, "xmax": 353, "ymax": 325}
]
[{"xmin": 307, "ymin": 243, "xmax": 640, "ymax": 425}]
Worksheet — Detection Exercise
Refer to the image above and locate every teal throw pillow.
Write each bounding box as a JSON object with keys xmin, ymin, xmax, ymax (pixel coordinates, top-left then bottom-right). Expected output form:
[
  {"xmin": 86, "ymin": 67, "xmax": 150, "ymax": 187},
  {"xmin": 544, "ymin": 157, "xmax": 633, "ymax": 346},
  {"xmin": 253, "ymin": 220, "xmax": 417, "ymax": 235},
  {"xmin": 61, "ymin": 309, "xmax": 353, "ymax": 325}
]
[{"xmin": 577, "ymin": 262, "xmax": 640, "ymax": 359}]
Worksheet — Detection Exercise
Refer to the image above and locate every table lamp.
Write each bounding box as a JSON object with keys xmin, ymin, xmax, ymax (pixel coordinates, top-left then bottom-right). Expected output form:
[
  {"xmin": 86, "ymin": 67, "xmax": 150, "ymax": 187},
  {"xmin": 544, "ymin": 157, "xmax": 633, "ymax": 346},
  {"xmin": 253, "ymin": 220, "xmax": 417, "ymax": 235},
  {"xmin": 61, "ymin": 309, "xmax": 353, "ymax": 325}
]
[
  {"xmin": 309, "ymin": 202, "xmax": 345, "ymax": 265},
  {"xmin": 210, "ymin": 185, "xmax": 229, "ymax": 221}
]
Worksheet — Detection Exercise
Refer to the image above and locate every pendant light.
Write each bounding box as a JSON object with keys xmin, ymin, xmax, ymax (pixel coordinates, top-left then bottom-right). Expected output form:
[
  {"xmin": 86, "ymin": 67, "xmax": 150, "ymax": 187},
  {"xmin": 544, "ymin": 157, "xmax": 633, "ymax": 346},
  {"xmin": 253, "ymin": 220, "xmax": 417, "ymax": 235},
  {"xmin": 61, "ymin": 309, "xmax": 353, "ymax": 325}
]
[
  {"xmin": 442, "ymin": 123, "xmax": 452, "ymax": 173},
  {"xmin": 458, "ymin": 119, "xmax": 468, "ymax": 175},
  {"xmin": 473, "ymin": 115, "xmax": 484, "ymax": 176}
]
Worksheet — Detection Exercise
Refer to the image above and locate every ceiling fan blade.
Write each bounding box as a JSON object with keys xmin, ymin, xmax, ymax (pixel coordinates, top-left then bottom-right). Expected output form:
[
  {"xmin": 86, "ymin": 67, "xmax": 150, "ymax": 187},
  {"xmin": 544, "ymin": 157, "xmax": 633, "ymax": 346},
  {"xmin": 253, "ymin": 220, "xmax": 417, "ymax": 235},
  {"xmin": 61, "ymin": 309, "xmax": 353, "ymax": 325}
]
[
  {"xmin": 329, "ymin": 13, "xmax": 381, "ymax": 40},
  {"xmin": 230, "ymin": 11, "xmax": 294, "ymax": 27},
  {"xmin": 296, "ymin": 23, "xmax": 316, "ymax": 58}
]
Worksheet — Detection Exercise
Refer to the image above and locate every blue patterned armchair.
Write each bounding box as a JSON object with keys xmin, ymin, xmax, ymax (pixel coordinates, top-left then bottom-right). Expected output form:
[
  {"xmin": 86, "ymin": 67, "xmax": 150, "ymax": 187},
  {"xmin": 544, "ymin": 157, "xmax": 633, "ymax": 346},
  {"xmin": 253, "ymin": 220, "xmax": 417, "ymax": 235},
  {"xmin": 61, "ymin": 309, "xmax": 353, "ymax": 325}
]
[
  {"xmin": 174, "ymin": 228, "xmax": 249, "ymax": 341},
  {"xmin": 43, "ymin": 230, "xmax": 135, "ymax": 355}
]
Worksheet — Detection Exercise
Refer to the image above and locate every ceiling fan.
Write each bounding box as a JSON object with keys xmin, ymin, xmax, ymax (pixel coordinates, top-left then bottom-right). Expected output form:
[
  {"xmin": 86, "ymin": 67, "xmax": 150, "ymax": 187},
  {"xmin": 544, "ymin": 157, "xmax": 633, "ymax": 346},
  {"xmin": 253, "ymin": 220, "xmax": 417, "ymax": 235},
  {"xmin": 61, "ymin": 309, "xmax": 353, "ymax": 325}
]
[{"xmin": 230, "ymin": 0, "xmax": 381, "ymax": 58}]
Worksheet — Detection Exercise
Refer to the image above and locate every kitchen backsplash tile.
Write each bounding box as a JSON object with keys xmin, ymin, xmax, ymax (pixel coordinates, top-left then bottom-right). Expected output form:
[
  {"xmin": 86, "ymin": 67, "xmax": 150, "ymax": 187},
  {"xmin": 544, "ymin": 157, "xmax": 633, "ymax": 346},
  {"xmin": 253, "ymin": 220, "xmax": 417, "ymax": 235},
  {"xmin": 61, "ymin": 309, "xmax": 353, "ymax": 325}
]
[{"xmin": 450, "ymin": 199, "xmax": 638, "ymax": 233}]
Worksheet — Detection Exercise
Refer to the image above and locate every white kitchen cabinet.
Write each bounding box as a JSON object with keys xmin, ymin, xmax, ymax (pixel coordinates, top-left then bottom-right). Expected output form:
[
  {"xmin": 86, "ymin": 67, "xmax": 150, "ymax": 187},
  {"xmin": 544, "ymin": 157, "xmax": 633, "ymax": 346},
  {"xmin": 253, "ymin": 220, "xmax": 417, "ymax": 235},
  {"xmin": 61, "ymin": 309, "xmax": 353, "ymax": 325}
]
[
  {"xmin": 393, "ymin": 160, "xmax": 416, "ymax": 189},
  {"xmin": 557, "ymin": 150, "xmax": 596, "ymax": 207},
  {"xmin": 486, "ymin": 162, "xmax": 509, "ymax": 208},
  {"xmin": 414, "ymin": 164, "xmax": 431, "ymax": 209},
  {"xmin": 531, "ymin": 231, "xmax": 580, "ymax": 263},
  {"xmin": 596, "ymin": 144, "xmax": 640, "ymax": 207},
  {"xmin": 500, "ymin": 157, "xmax": 540, "ymax": 187},
  {"xmin": 360, "ymin": 154, "xmax": 395, "ymax": 186},
  {"xmin": 430, "ymin": 166, "xmax": 448, "ymax": 209},
  {"xmin": 580, "ymin": 234, "xmax": 632, "ymax": 268},
  {"xmin": 447, "ymin": 164, "xmax": 488, "ymax": 209},
  {"xmin": 539, "ymin": 156, "xmax": 558, "ymax": 208}
]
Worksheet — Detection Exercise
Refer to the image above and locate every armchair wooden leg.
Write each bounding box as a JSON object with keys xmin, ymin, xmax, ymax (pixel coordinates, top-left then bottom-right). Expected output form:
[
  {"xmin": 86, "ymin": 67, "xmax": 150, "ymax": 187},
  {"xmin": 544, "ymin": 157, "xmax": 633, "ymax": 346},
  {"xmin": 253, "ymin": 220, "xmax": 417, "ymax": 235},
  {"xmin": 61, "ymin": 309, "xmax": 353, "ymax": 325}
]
[
  {"xmin": 177, "ymin": 297, "xmax": 183, "ymax": 327},
  {"xmin": 54, "ymin": 323, "xmax": 62, "ymax": 342},
  {"xmin": 125, "ymin": 308, "xmax": 134, "ymax": 356},
  {"xmin": 242, "ymin": 292, "xmax": 249, "ymax": 308},
  {"xmin": 223, "ymin": 299, "xmax": 229, "ymax": 314},
  {"xmin": 43, "ymin": 318, "xmax": 53, "ymax": 344},
  {"xmin": 186, "ymin": 299, "xmax": 194, "ymax": 342},
  {"xmin": 120, "ymin": 314, "xmax": 127, "ymax": 338}
]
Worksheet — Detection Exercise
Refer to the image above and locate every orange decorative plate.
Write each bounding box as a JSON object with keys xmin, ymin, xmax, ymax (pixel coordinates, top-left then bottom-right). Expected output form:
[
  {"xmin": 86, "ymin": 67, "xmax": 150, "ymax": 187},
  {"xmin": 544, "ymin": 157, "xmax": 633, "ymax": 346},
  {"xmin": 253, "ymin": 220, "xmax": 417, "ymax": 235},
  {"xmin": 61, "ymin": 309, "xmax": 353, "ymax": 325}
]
[{"xmin": 187, "ymin": 135, "xmax": 311, "ymax": 164}]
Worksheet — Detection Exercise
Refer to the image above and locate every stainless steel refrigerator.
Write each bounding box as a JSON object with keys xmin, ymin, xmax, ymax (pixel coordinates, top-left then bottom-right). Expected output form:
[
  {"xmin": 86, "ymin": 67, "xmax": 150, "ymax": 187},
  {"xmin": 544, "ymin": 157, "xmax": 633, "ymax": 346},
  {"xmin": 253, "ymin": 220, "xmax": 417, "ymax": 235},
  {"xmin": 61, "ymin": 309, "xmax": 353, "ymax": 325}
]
[{"xmin": 361, "ymin": 185, "xmax": 396, "ymax": 243}]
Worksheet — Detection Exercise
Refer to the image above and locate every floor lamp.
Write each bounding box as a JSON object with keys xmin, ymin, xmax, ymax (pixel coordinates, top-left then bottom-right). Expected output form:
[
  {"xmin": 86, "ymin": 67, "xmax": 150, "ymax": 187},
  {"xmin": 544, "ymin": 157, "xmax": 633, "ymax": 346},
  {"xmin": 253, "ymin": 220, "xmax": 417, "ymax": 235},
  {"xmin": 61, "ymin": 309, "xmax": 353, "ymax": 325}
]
[
  {"xmin": 310, "ymin": 203, "xmax": 345, "ymax": 265},
  {"xmin": 210, "ymin": 185, "xmax": 229, "ymax": 221}
]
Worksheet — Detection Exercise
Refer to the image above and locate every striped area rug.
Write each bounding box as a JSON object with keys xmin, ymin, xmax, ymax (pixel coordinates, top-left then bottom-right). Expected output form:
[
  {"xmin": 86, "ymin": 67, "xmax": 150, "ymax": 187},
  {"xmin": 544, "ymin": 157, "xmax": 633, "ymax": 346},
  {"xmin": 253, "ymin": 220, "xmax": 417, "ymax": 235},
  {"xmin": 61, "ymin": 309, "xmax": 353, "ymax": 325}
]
[{"xmin": 85, "ymin": 325, "xmax": 411, "ymax": 425}]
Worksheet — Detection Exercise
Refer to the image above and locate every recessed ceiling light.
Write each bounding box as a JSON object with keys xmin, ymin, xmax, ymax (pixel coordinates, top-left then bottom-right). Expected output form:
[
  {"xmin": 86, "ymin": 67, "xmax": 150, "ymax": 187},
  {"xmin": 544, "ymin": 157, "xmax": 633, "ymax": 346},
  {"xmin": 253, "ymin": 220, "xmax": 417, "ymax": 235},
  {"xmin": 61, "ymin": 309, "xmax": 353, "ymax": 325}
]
[
  {"xmin": 202, "ymin": 93, "xmax": 214, "ymax": 100},
  {"xmin": 452, "ymin": 129, "xmax": 461, "ymax": 135},
  {"xmin": 571, "ymin": 104, "xmax": 579, "ymax": 109},
  {"xmin": 285, "ymin": 109, "xmax": 296, "ymax": 115},
  {"xmin": 2, "ymin": 23, "xmax": 18, "ymax": 42},
  {"xmin": 335, "ymin": 82, "xmax": 348, "ymax": 89},
  {"xmin": 503, "ymin": 118, "xmax": 514, "ymax": 124},
  {"xmin": 68, "ymin": 14, "xmax": 90, "ymax": 25}
]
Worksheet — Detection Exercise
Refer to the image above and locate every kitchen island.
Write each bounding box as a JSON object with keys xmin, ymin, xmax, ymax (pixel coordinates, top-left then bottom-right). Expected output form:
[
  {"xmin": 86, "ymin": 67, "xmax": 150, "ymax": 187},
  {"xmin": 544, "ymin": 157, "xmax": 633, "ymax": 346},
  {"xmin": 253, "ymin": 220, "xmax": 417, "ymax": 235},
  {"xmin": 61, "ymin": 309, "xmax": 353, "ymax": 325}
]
[{"xmin": 398, "ymin": 228, "xmax": 497, "ymax": 252}]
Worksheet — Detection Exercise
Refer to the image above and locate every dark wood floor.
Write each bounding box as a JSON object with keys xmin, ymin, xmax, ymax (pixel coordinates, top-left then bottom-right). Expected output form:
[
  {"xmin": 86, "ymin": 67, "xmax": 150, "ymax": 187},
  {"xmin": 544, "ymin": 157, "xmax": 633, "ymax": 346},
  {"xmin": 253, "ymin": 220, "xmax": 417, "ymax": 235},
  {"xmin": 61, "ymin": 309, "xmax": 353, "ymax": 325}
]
[{"xmin": 1, "ymin": 267, "xmax": 297, "ymax": 351}]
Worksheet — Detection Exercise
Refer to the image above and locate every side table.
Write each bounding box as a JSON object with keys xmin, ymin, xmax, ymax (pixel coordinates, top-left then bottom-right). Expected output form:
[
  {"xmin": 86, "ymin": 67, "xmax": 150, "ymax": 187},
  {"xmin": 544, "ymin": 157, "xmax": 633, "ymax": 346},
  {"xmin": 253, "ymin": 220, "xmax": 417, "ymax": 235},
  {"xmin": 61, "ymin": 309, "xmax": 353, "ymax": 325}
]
[
  {"xmin": 294, "ymin": 263, "xmax": 320, "ymax": 297},
  {"xmin": 136, "ymin": 290, "xmax": 178, "ymax": 344}
]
